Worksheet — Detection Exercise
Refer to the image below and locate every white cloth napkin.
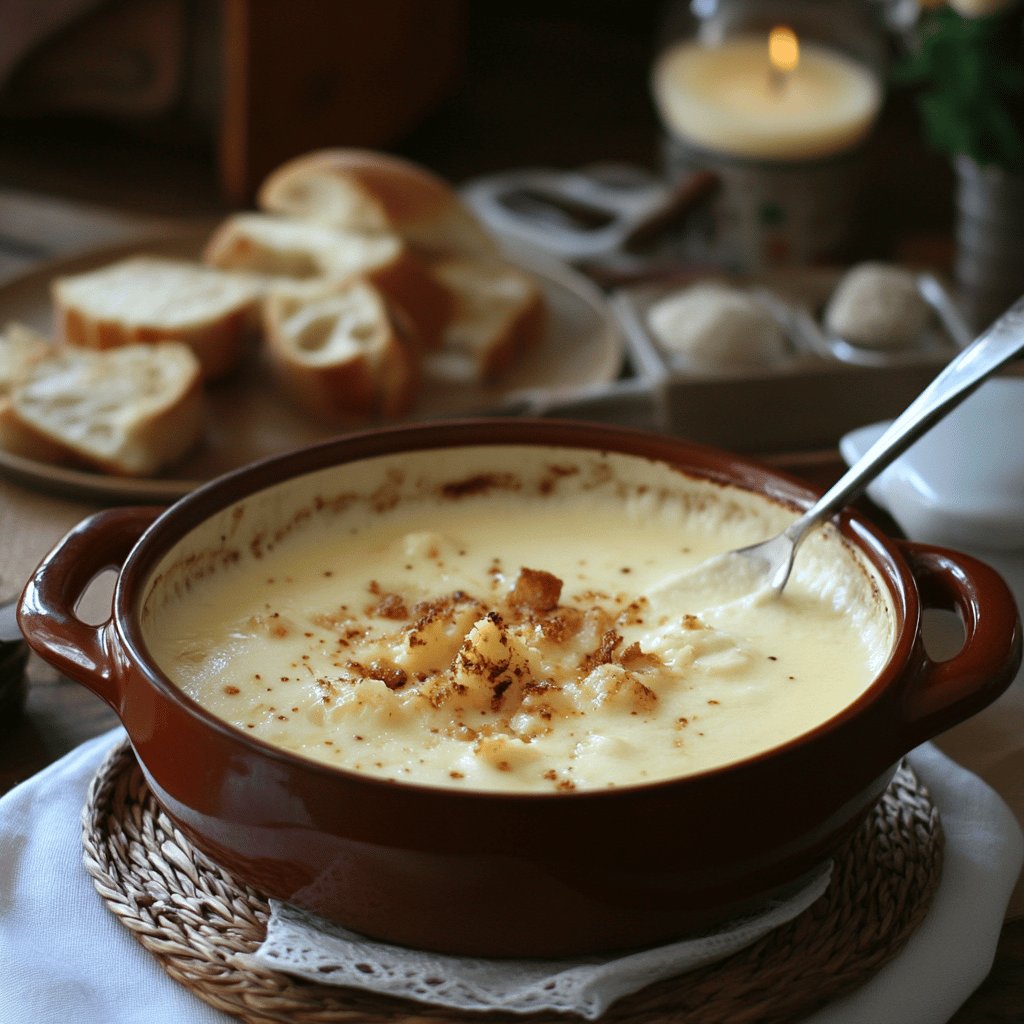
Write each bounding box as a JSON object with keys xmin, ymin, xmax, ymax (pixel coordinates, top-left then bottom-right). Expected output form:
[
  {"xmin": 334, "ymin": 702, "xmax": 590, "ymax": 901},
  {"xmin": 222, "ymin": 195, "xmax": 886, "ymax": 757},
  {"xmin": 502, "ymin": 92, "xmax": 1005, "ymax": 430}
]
[{"xmin": 0, "ymin": 728, "xmax": 1020, "ymax": 1024}]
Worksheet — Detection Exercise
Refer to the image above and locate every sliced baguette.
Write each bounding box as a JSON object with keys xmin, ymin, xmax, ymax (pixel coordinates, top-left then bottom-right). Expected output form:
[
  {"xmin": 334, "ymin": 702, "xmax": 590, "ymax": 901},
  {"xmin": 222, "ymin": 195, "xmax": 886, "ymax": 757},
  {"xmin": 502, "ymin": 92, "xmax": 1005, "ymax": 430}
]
[
  {"xmin": 263, "ymin": 277, "xmax": 419, "ymax": 424},
  {"xmin": 4, "ymin": 342, "xmax": 205, "ymax": 476},
  {"xmin": 257, "ymin": 149, "xmax": 498, "ymax": 259},
  {"xmin": 0, "ymin": 323, "xmax": 64, "ymax": 461},
  {"xmin": 203, "ymin": 213, "xmax": 451, "ymax": 350},
  {"xmin": 430, "ymin": 258, "xmax": 545, "ymax": 381},
  {"xmin": 0, "ymin": 398, "xmax": 70, "ymax": 463},
  {"xmin": 51, "ymin": 256, "xmax": 264, "ymax": 380},
  {"xmin": 204, "ymin": 212, "xmax": 392, "ymax": 278},
  {"xmin": 0, "ymin": 322, "xmax": 52, "ymax": 396}
]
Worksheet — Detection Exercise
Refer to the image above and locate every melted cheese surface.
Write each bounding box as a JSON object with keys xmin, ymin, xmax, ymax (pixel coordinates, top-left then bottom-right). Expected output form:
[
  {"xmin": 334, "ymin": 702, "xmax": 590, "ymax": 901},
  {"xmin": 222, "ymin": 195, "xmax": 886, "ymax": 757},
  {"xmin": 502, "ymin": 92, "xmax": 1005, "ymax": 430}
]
[{"xmin": 144, "ymin": 460, "xmax": 894, "ymax": 793}]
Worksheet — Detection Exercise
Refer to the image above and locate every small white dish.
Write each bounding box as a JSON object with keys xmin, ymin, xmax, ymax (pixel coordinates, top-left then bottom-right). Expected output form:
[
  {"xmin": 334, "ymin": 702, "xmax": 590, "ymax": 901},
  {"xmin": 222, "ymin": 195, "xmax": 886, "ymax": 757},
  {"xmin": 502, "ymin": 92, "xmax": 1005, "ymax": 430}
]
[{"xmin": 839, "ymin": 376, "xmax": 1024, "ymax": 554}]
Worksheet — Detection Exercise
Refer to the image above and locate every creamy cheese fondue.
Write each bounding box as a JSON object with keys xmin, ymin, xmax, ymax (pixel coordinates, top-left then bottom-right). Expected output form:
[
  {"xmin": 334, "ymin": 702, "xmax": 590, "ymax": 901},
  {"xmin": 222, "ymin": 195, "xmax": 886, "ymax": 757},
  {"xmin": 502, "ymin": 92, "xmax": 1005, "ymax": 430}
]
[{"xmin": 142, "ymin": 447, "xmax": 894, "ymax": 793}]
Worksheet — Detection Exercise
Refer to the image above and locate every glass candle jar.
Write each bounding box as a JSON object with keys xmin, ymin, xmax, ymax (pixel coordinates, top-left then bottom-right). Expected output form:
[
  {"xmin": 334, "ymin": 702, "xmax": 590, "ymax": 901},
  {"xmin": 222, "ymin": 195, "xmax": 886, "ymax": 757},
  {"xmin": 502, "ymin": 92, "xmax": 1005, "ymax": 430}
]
[{"xmin": 652, "ymin": 0, "xmax": 888, "ymax": 271}]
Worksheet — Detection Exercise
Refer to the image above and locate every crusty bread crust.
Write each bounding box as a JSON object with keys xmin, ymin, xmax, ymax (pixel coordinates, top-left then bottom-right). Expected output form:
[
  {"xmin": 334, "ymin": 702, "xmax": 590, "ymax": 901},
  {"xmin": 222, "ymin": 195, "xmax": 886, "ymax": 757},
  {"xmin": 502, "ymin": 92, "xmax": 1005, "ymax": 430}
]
[
  {"xmin": 263, "ymin": 277, "xmax": 419, "ymax": 424},
  {"xmin": 51, "ymin": 256, "xmax": 263, "ymax": 380},
  {"xmin": 365, "ymin": 251, "xmax": 452, "ymax": 353},
  {"xmin": 257, "ymin": 148, "xmax": 499, "ymax": 259}
]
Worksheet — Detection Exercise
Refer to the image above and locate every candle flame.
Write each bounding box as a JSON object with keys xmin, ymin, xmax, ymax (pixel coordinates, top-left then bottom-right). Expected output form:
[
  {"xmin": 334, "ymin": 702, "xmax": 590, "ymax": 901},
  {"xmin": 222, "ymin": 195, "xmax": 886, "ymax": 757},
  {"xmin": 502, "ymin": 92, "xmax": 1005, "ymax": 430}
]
[{"xmin": 769, "ymin": 26, "xmax": 800, "ymax": 76}]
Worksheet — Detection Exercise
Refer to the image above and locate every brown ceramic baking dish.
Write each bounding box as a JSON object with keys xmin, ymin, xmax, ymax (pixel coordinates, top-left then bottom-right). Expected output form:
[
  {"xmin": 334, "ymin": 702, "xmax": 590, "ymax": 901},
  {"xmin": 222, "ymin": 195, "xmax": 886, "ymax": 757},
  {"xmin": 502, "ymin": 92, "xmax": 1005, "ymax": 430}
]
[{"xmin": 18, "ymin": 419, "xmax": 1022, "ymax": 957}]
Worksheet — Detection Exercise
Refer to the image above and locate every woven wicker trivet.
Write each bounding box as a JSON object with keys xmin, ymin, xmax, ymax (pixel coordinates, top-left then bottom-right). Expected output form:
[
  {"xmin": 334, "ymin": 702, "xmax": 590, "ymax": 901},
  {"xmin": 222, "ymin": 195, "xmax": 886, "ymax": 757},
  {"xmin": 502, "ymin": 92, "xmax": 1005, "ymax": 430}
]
[{"xmin": 82, "ymin": 740, "xmax": 943, "ymax": 1024}]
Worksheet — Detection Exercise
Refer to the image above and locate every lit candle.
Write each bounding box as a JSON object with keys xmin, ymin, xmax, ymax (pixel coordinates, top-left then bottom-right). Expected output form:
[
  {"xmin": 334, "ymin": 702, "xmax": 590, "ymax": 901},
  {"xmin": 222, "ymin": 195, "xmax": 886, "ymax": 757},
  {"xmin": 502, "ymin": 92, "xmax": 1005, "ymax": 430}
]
[
  {"xmin": 767, "ymin": 25, "xmax": 799, "ymax": 93},
  {"xmin": 652, "ymin": 30, "xmax": 882, "ymax": 161}
]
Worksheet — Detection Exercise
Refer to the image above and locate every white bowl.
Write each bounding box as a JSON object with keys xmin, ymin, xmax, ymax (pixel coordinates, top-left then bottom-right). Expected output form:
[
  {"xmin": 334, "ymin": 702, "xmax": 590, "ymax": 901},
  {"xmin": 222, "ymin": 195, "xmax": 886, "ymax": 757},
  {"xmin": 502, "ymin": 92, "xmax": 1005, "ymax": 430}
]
[{"xmin": 839, "ymin": 376, "xmax": 1024, "ymax": 555}]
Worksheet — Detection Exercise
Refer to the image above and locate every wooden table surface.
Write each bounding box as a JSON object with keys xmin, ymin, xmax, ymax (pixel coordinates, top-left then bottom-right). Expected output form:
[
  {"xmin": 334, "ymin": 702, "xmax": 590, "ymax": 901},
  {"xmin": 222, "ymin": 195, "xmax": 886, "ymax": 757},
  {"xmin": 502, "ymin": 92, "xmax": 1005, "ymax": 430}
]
[{"xmin": 0, "ymin": 174, "xmax": 1020, "ymax": 1022}]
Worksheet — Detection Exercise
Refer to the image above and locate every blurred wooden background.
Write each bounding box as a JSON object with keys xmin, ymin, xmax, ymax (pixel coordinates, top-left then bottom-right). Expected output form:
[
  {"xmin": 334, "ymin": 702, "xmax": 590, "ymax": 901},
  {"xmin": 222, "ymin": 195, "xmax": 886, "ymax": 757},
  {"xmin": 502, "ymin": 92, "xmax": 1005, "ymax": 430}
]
[{"xmin": 0, "ymin": 0, "xmax": 955, "ymax": 268}]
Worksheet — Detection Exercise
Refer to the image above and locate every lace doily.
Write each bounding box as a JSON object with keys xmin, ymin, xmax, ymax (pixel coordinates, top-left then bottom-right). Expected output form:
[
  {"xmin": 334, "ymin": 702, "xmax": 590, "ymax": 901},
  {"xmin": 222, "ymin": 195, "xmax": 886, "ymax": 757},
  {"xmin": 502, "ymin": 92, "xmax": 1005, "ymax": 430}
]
[{"xmin": 252, "ymin": 865, "xmax": 832, "ymax": 1019}]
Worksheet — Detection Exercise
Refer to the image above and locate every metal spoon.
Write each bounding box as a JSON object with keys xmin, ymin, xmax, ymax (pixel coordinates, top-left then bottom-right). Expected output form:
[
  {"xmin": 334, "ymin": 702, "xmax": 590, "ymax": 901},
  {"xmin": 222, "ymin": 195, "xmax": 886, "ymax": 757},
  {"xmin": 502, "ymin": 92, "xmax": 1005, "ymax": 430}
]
[{"xmin": 655, "ymin": 295, "xmax": 1024, "ymax": 603}]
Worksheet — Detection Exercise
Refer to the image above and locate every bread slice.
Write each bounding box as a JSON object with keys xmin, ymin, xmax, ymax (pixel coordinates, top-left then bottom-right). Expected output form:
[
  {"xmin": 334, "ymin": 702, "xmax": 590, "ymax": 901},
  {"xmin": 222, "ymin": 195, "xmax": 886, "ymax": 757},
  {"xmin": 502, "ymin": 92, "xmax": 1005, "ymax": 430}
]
[
  {"xmin": 0, "ymin": 398, "xmax": 70, "ymax": 463},
  {"xmin": 51, "ymin": 256, "xmax": 264, "ymax": 380},
  {"xmin": 0, "ymin": 323, "xmax": 64, "ymax": 461},
  {"xmin": 203, "ymin": 213, "xmax": 451, "ymax": 350},
  {"xmin": 257, "ymin": 149, "xmax": 499, "ymax": 259},
  {"xmin": 204, "ymin": 212, "xmax": 387, "ymax": 278},
  {"xmin": 430, "ymin": 258, "xmax": 545, "ymax": 380},
  {"xmin": 263, "ymin": 277, "xmax": 419, "ymax": 424},
  {"xmin": 4, "ymin": 342, "xmax": 205, "ymax": 476},
  {"xmin": 0, "ymin": 322, "xmax": 52, "ymax": 396}
]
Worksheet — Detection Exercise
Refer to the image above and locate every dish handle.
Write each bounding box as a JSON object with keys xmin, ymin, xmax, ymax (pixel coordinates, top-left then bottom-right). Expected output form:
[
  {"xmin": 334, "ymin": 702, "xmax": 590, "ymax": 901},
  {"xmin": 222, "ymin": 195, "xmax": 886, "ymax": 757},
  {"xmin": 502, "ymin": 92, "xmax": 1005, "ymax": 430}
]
[
  {"xmin": 18, "ymin": 506, "xmax": 163, "ymax": 711},
  {"xmin": 898, "ymin": 540, "xmax": 1022, "ymax": 747}
]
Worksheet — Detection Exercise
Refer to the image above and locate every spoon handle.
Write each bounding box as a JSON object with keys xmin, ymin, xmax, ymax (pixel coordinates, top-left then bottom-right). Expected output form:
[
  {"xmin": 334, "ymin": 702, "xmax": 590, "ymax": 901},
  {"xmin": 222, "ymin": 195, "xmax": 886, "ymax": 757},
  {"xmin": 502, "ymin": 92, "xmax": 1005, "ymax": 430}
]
[{"xmin": 788, "ymin": 295, "xmax": 1024, "ymax": 542}]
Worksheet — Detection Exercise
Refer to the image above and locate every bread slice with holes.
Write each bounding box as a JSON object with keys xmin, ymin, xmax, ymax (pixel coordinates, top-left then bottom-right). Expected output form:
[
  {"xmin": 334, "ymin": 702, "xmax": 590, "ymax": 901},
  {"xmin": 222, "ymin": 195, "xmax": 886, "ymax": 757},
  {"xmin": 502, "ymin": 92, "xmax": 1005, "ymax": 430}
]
[
  {"xmin": 0, "ymin": 322, "xmax": 52, "ymax": 395},
  {"xmin": 429, "ymin": 258, "xmax": 545, "ymax": 381},
  {"xmin": 3, "ymin": 342, "xmax": 205, "ymax": 475},
  {"xmin": 203, "ymin": 213, "xmax": 451, "ymax": 350},
  {"xmin": 257, "ymin": 149, "xmax": 499, "ymax": 259},
  {"xmin": 0, "ymin": 396, "xmax": 70, "ymax": 463},
  {"xmin": 51, "ymin": 256, "xmax": 264, "ymax": 380},
  {"xmin": 0, "ymin": 322, "xmax": 66, "ymax": 461},
  {"xmin": 263, "ymin": 277, "xmax": 419, "ymax": 423}
]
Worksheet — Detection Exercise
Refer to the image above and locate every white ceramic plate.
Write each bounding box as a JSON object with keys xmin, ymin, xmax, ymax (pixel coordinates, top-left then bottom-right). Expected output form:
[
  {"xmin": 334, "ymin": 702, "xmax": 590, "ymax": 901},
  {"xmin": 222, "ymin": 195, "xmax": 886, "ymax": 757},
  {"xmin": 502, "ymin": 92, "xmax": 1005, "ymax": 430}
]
[{"xmin": 0, "ymin": 232, "xmax": 623, "ymax": 502}]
